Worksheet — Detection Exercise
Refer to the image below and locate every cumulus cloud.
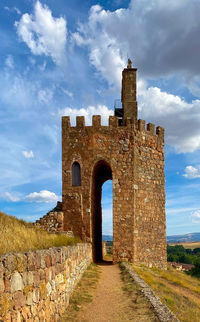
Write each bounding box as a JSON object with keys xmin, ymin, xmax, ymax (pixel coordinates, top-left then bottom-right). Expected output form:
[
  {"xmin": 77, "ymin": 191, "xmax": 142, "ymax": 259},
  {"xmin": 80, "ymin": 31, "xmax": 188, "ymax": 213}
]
[
  {"xmin": 138, "ymin": 80, "xmax": 200, "ymax": 153},
  {"xmin": 22, "ymin": 150, "xmax": 34, "ymax": 159},
  {"xmin": 72, "ymin": 5, "xmax": 125, "ymax": 88},
  {"xmin": 15, "ymin": 1, "xmax": 67, "ymax": 66},
  {"xmin": 3, "ymin": 192, "xmax": 20, "ymax": 202},
  {"xmin": 183, "ymin": 166, "xmax": 200, "ymax": 179},
  {"xmin": 25, "ymin": 190, "xmax": 61, "ymax": 203},
  {"xmin": 191, "ymin": 210, "xmax": 200, "ymax": 223},
  {"xmin": 72, "ymin": 0, "xmax": 200, "ymax": 95},
  {"xmin": 2, "ymin": 190, "xmax": 60, "ymax": 203},
  {"xmin": 59, "ymin": 105, "xmax": 113, "ymax": 125}
]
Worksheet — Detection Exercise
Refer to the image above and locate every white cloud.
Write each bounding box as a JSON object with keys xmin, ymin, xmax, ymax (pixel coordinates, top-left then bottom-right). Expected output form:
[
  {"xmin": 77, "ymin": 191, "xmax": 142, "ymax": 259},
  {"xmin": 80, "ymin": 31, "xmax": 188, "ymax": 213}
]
[
  {"xmin": 72, "ymin": 5, "xmax": 125, "ymax": 89},
  {"xmin": 5, "ymin": 55, "xmax": 14, "ymax": 69},
  {"xmin": 183, "ymin": 165, "xmax": 200, "ymax": 179},
  {"xmin": 59, "ymin": 105, "xmax": 113, "ymax": 125},
  {"xmin": 3, "ymin": 192, "xmax": 20, "ymax": 202},
  {"xmin": 22, "ymin": 150, "xmax": 34, "ymax": 159},
  {"xmin": 72, "ymin": 0, "xmax": 200, "ymax": 93},
  {"xmin": 25, "ymin": 190, "xmax": 61, "ymax": 203},
  {"xmin": 15, "ymin": 1, "xmax": 67, "ymax": 66},
  {"xmin": 191, "ymin": 210, "xmax": 200, "ymax": 223},
  {"xmin": 138, "ymin": 80, "xmax": 200, "ymax": 153},
  {"xmin": 2, "ymin": 190, "xmax": 60, "ymax": 203}
]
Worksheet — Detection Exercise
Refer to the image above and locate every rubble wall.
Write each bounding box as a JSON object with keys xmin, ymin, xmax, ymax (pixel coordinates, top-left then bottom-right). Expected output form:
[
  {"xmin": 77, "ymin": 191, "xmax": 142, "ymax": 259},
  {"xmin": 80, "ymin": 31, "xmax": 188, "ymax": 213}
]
[{"xmin": 0, "ymin": 243, "xmax": 92, "ymax": 321}]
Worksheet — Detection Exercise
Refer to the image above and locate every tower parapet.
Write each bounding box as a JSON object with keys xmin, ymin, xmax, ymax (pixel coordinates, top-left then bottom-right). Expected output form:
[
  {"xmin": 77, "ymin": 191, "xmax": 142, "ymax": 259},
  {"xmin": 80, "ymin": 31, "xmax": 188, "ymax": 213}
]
[{"xmin": 62, "ymin": 115, "xmax": 164, "ymax": 144}]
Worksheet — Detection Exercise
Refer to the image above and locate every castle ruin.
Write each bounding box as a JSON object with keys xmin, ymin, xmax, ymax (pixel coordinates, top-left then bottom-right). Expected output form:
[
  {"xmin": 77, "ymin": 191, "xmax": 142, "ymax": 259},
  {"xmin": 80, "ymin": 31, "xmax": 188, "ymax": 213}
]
[{"xmin": 62, "ymin": 61, "xmax": 167, "ymax": 268}]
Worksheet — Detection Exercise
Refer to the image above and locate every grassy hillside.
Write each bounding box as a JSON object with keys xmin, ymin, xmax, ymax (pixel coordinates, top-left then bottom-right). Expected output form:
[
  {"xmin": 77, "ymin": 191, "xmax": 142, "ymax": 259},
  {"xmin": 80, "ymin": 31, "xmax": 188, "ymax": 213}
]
[
  {"xmin": 0, "ymin": 211, "xmax": 79, "ymax": 255},
  {"xmin": 133, "ymin": 264, "xmax": 200, "ymax": 322}
]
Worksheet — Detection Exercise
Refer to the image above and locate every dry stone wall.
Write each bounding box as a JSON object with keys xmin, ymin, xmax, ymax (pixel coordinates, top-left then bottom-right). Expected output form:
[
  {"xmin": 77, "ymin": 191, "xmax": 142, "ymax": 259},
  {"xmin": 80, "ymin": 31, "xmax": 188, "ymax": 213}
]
[{"xmin": 0, "ymin": 243, "xmax": 92, "ymax": 321}]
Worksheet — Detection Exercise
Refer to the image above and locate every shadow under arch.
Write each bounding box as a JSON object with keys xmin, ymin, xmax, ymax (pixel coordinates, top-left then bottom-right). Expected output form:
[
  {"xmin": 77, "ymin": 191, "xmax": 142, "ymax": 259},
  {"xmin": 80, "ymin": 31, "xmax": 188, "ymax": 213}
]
[{"xmin": 91, "ymin": 160, "xmax": 112, "ymax": 263}]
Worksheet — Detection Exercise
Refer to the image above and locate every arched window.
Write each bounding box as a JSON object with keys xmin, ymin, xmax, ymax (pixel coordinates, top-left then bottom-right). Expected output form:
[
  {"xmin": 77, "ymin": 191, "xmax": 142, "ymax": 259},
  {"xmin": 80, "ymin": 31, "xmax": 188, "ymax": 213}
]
[{"xmin": 72, "ymin": 162, "xmax": 81, "ymax": 186}]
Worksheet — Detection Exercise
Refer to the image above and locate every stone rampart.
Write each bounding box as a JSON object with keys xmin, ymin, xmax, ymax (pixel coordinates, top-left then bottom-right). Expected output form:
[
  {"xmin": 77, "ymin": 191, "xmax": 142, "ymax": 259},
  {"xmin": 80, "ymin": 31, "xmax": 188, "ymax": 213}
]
[{"xmin": 0, "ymin": 243, "xmax": 92, "ymax": 321}]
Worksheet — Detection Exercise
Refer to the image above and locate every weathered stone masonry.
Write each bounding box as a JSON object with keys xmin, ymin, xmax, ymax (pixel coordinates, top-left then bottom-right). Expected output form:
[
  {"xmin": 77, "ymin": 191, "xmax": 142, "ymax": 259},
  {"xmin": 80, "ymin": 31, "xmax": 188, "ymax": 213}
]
[
  {"xmin": 0, "ymin": 243, "xmax": 92, "ymax": 320},
  {"xmin": 62, "ymin": 61, "xmax": 167, "ymax": 268},
  {"xmin": 35, "ymin": 202, "xmax": 64, "ymax": 232}
]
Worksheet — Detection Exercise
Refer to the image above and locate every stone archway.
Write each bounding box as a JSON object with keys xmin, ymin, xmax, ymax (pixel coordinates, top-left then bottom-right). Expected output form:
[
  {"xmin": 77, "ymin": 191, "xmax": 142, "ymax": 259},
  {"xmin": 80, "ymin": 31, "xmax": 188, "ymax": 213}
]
[{"xmin": 91, "ymin": 160, "xmax": 112, "ymax": 262}]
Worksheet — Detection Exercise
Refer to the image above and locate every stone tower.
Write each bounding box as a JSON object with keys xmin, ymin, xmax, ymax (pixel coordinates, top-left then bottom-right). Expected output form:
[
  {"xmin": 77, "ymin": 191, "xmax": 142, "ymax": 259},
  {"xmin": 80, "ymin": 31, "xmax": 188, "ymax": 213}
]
[{"xmin": 62, "ymin": 61, "xmax": 167, "ymax": 268}]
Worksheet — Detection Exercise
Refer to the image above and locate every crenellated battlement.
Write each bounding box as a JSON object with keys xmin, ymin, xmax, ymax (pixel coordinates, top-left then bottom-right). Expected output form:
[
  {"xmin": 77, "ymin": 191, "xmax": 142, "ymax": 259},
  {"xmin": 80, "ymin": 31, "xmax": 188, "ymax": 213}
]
[{"xmin": 62, "ymin": 115, "xmax": 164, "ymax": 142}]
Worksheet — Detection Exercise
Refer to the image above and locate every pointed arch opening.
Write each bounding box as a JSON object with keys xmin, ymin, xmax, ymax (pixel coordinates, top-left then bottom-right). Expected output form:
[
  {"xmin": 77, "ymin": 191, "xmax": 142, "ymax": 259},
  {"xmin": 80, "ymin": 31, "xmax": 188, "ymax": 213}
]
[{"xmin": 91, "ymin": 160, "xmax": 112, "ymax": 262}]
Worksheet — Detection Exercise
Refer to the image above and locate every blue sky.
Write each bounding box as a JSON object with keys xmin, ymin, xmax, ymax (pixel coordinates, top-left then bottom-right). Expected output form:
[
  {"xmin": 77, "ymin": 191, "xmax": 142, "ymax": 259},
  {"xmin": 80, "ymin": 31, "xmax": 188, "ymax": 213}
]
[{"xmin": 1, "ymin": 0, "xmax": 200, "ymax": 236}]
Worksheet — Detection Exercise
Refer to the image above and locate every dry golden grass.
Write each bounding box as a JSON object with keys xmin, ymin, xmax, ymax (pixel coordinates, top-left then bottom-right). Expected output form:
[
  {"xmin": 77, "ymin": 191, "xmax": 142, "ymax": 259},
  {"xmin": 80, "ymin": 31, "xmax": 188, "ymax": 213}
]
[
  {"xmin": 133, "ymin": 264, "xmax": 200, "ymax": 322},
  {"xmin": 0, "ymin": 211, "xmax": 80, "ymax": 255},
  {"xmin": 169, "ymin": 242, "xmax": 200, "ymax": 249}
]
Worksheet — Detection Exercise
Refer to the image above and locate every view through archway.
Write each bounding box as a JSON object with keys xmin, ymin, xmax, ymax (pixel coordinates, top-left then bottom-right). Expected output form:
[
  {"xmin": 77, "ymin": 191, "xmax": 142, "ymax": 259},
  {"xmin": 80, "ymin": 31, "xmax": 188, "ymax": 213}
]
[
  {"xmin": 102, "ymin": 180, "xmax": 113, "ymax": 259},
  {"xmin": 91, "ymin": 160, "xmax": 113, "ymax": 262}
]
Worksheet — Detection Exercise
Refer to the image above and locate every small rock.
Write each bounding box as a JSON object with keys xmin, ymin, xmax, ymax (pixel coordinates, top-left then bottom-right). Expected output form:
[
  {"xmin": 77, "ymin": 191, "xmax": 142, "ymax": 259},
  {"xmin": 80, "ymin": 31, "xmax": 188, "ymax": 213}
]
[{"xmin": 10, "ymin": 272, "xmax": 24, "ymax": 293}]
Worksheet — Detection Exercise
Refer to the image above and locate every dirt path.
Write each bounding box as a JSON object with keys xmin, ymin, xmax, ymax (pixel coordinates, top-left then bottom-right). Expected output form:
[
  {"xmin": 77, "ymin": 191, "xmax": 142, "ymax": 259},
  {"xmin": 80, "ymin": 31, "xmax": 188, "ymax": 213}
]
[{"xmin": 76, "ymin": 263, "xmax": 158, "ymax": 322}]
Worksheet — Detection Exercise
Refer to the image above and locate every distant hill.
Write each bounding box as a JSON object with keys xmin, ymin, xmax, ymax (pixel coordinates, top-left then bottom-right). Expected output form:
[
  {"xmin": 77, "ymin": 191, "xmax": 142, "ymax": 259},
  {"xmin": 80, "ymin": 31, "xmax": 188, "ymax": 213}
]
[
  {"xmin": 103, "ymin": 235, "xmax": 113, "ymax": 241},
  {"xmin": 103, "ymin": 232, "xmax": 200, "ymax": 243},
  {"xmin": 167, "ymin": 232, "xmax": 200, "ymax": 243}
]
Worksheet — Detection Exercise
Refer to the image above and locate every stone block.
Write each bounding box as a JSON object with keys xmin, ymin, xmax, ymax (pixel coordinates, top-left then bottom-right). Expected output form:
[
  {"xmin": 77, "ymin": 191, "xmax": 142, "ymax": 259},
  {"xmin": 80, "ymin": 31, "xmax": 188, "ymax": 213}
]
[
  {"xmin": 4, "ymin": 276, "xmax": 10, "ymax": 292},
  {"xmin": 13, "ymin": 291, "xmax": 25, "ymax": 309},
  {"xmin": 26, "ymin": 291, "xmax": 33, "ymax": 305},
  {"xmin": 45, "ymin": 254, "xmax": 51, "ymax": 268},
  {"xmin": 0, "ymin": 278, "xmax": 5, "ymax": 293},
  {"xmin": 33, "ymin": 288, "xmax": 40, "ymax": 303},
  {"xmin": 23, "ymin": 271, "xmax": 34, "ymax": 285},
  {"xmin": 39, "ymin": 281, "xmax": 47, "ymax": 299},
  {"xmin": 10, "ymin": 272, "xmax": 24, "ymax": 293},
  {"xmin": 33, "ymin": 271, "xmax": 40, "ymax": 287},
  {"xmin": 27, "ymin": 252, "xmax": 36, "ymax": 271}
]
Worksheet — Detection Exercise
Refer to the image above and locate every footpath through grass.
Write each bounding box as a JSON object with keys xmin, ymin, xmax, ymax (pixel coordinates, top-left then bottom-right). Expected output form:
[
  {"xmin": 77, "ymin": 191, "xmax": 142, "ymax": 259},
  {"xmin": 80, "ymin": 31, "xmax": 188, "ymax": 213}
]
[
  {"xmin": 0, "ymin": 211, "xmax": 79, "ymax": 255},
  {"xmin": 60, "ymin": 263, "xmax": 100, "ymax": 321},
  {"xmin": 133, "ymin": 264, "xmax": 200, "ymax": 322}
]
